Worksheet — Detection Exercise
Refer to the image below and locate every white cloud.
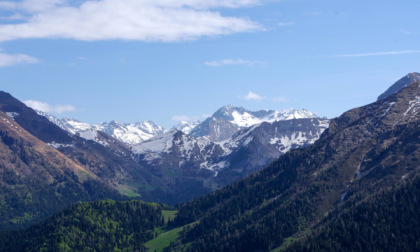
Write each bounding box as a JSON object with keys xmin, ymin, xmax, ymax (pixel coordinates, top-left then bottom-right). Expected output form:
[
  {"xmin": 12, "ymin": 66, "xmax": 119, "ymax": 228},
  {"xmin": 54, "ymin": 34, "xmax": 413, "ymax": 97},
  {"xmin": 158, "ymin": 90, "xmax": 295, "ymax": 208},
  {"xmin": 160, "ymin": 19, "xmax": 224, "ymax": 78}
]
[
  {"xmin": 23, "ymin": 100, "xmax": 76, "ymax": 114},
  {"xmin": 331, "ymin": 50, "xmax": 420, "ymax": 58},
  {"xmin": 278, "ymin": 21, "xmax": 294, "ymax": 26},
  {"xmin": 172, "ymin": 114, "xmax": 209, "ymax": 122},
  {"xmin": 205, "ymin": 59, "xmax": 265, "ymax": 67},
  {"xmin": 239, "ymin": 91, "xmax": 289, "ymax": 102},
  {"xmin": 0, "ymin": 53, "xmax": 38, "ymax": 67},
  {"xmin": 0, "ymin": 0, "xmax": 263, "ymax": 42},
  {"xmin": 240, "ymin": 91, "xmax": 265, "ymax": 100}
]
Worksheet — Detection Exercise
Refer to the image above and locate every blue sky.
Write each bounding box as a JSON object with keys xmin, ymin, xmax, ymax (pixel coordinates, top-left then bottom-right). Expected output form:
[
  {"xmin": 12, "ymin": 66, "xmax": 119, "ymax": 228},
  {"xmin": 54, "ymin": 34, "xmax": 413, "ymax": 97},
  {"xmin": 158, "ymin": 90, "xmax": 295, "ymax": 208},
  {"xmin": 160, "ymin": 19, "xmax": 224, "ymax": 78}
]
[{"xmin": 1, "ymin": 0, "xmax": 419, "ymax": 128}]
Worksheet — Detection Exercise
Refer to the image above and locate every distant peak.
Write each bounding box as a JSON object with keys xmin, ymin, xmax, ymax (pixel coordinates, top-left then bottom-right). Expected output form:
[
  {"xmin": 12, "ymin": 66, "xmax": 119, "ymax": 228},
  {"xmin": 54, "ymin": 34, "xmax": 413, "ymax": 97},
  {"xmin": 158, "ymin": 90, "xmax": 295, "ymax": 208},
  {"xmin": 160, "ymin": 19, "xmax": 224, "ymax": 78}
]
[
  {"xmin": 407, "ymin": 72, "xmax": 420, "ymax": 77},
  {"xmin": 109, "ymin": 120, "xmax": 121, "ymax": 125},
  {"xmin": 378, "ymin": 72, "xmax": 420, "ymax": 101},
  {"xmin": 0, "ymin": 91, "xmax": 12, "ymax": 97},
  {"xmin": 62, "ymin": 117, "xmax": 80, "ymax": 122}
]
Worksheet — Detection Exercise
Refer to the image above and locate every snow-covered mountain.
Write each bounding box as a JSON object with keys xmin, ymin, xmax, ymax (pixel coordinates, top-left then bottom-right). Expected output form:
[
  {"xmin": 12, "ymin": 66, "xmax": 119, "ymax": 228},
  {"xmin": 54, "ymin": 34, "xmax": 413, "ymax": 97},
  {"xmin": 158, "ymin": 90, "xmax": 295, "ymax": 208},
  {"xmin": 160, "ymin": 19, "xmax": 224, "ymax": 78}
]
[
  {"xmin": 61, "ymin": 118, "xmax": 92, "ymax": 133},
  {"xmin": 36, "ymin": 113, "xmax": 166, "ymax": 146},
  {"xmin": 133, "ymin": 117, "xmax": 330, "ymax": 182},
  {"xmin": 132, "ymin": 129, "xmax": 226, "ymax": 172},
  {"xmin": 172, "ymin": 120, "xmax": 201, "ymax": 134},
  {"xmin": 95, "ymin": 121, "xmax": 165, "ymax": 145},
  {"xmin": 36, "ymin": 111, "xmax": 77, "ymax": 134},
  {"xmin": 189, "ymin": 105, "xmax": 318, "ymax": 142}
]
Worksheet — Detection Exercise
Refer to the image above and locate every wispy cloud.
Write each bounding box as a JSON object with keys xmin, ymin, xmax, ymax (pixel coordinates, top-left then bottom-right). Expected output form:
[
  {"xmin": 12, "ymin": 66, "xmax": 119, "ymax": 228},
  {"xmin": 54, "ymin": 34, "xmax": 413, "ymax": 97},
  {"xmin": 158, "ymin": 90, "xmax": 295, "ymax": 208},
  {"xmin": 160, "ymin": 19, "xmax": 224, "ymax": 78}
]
[
  {"xmin": 400, "ymin": 29, "xmax": 412, "ymax": 35},
  {"xmin": 278, "ymin": 21, "xmax": 294, "ymax": 26},
  {"xmin": 331, "ymin": 50, "xmax": 420, "ymax": 58},
  {"xmin": 239, "ymin": 91, "xmax": 289, "ymax": 102},
  {"xmin": 0, "ymin": 53, "xmax": 38, "ymax": 67},
  {"xmin": 172, "ymin": 114, "xmax": 210, "ymax": 122},
  {"xmin": 24, "ymin": 100, "xmax": 76, "ymax": 114},
  {"xmin": 0, "ymin": 0, "xmax": 263, "ymax": 42},
  {"xmin": 240, "ymin": 91, "xmax": 265, "ymax": 100},
  {"xmin": 205, "ymin": 59, "xmax": 265, "ymax": 67}
]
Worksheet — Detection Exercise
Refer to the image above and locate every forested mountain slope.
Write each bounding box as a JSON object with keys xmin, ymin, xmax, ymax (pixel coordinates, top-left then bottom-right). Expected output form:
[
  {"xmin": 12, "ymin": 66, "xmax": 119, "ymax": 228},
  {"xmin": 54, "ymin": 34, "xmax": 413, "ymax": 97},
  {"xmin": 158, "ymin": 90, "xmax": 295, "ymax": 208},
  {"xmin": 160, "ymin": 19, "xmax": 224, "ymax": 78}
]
[
  {"xmin": 0, "ymin": 110, "xmax": 123, "ymax": 230},
  {"xmin": 0, "ymin": 91, "xmax": 166, "ymax": 204},
  {"xmin": 167, "ymin": 81, "xmax": 420, "ymax": 251},
  {"xmin": 287, "ymin": 174, "xmax": 419, "ymax": 252},
  {"xmin": 0, "ymin": 200, "xmax": 165, "ymax": 251}
]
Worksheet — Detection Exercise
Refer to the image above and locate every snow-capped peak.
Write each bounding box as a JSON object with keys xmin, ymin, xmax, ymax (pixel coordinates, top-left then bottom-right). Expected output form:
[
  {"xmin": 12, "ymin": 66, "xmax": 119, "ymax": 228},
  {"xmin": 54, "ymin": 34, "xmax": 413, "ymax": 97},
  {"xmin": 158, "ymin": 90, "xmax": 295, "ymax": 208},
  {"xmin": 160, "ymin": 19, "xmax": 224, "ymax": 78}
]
[
  {"xmin": 62, "ymin": 118, "xmax": 92, "ymax": 133},
  {"xmin": 37, "ymin": 112, "xmax": 166, "ymax": 145},
  {"xmin": 173, "ymin": 120, "xmax": 201, "ymax": 134},
  {"xmin": 228, "ymin": 107, "xmax": 317, "ymax": 128}
]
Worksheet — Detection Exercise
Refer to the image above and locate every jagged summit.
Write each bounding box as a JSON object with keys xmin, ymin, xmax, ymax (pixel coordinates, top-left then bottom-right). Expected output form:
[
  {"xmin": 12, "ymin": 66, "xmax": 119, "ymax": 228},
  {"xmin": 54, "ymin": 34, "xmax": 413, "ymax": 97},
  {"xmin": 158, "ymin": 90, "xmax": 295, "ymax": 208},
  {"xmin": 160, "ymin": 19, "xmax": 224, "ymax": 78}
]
[
  {"xmin": 37, "ymin": 114, "xmax": 166, "ymax": 145},
  {"xmin": 190, "ymin": 105, "xmax": 318, "ymax": 142},
  {"xmin": 377, "ymin": 72, "xmax": 420, "ymax": 101}
]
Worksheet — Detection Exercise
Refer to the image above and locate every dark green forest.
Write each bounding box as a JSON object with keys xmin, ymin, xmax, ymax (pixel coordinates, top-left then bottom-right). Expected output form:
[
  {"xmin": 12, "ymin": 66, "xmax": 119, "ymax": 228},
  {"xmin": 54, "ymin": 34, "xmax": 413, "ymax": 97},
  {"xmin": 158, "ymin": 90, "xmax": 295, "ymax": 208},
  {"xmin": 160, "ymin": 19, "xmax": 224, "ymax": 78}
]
[
  {"xmin": 0, "ymin": 200, "xmax": 165, "ymax": 251},
  {"xmin": 288, "ymin": 176, "xmax": 420, "ymax": 252}
]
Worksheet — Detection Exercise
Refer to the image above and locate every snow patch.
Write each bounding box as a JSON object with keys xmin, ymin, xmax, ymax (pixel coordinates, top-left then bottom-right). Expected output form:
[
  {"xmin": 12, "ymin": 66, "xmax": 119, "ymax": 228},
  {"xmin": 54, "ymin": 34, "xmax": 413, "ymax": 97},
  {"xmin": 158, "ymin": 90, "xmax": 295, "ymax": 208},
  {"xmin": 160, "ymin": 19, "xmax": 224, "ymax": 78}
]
[
  {"xmin": 48, "ymin": 142, "xmax": 74, "ymax": 149},
  {"xmin": 132, "ymin": 130, "xmax": 176, "ymax": 155},
  {"xmin": 79, "ymin": 129, "xmax": 98, "ymax": 141},
  {"xmin": 401, "ymin": 96, "xmax": 420, "ymax": 120},
  {"xmin": 5, "ymin": 112, "xmax": 19, "ymax": 120}
]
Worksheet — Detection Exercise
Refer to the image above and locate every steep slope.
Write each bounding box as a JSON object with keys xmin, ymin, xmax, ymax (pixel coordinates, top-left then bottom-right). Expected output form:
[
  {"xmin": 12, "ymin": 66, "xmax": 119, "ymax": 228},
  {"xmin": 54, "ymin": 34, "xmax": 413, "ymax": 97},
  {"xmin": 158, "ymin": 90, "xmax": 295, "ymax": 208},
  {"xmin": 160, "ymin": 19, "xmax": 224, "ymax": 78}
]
[
  {"xmin": 189, "ymin": 105, "xmax": 317, "ymax": 142},
  {"xmin": 377, "ymin": 72, "xmax": 420, "ymax": 101},
  {"xmin": 167, "ymin": 80, "xmax": 420, "ymax": 251},
  {"xmin": 0, "ymin": 91, "xmax": 165, "ymax": 203},
  {"xmin": 0, "ymin": 110, "xmax": 123, "ymax": 230},
  {"xmin": 215, "ymin": 118, "xmax": 329, "ymax": 184},
  {"xmin": 288, "ymin": 175, "xmax": 420, "ymax": 252},
  {"xmin": 0, "ymin": 92, "xmax": 74, "ymax": 144},
  {"xmin": 35, "ymin": 111, "xmax": 75, "ymax": 134}
]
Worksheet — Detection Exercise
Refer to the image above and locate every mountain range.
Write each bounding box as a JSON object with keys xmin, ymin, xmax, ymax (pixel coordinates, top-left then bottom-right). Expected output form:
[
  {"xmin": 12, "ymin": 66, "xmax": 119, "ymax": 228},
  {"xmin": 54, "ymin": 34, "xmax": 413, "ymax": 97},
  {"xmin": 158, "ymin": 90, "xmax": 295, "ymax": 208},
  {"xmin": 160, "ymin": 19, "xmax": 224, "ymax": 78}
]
[
  {"xmin": 0, "ymin": 73, "xmax": 418, "ymax": 251},
  {"xmin": 35, "ymin": 104, "xmax": 327, "ymax": 203},
  {"xmin": 0, "ymin": 89, "xmax": 328, "ymax": 227},
  {"xmin": 38, "ymin": 106, "xmax": 319, "ymax": 146},
  {"xmin": 36, "ymin": 112, "xmax": 166, "ymax": 145},
  {"xmin": 189, "ymin": 106, "xmax": 318, "ymax": 142},
  {"xmin": 132, "ymin": 117, "xmax": 329, "ymax": 201}
]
